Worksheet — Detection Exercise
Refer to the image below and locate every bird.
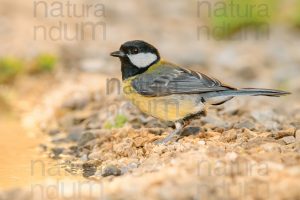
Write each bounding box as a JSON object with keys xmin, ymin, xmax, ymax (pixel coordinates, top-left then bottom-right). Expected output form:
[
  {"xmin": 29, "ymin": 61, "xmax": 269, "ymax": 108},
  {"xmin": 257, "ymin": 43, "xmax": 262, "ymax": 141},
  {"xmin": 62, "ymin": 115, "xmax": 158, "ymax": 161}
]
[{"xmin": 110, "ymin": 40, "xmax": 290, "ymax": 144}]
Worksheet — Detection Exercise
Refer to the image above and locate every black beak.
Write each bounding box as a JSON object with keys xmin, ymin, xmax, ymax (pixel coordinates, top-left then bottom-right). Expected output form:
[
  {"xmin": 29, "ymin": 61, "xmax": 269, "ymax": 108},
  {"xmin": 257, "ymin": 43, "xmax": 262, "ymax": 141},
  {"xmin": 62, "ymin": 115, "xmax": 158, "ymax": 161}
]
[{"xmin": 110, "ymin": 50, "xmax": 125, "ymax": 58}]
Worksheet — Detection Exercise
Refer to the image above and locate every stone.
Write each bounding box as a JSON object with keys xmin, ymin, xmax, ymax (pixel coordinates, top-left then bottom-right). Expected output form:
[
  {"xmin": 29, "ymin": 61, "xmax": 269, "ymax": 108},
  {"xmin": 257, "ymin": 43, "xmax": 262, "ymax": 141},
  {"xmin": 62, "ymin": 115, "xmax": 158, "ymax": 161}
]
[
  {"xmin": 47, "ymin": 129, "xmax": 60, "ymax": 136},
  {"xmin": 51, "ymin": 136, "xmax": 68, "ymax": 144},
  {"xmin": 220, "ymin": 129, "xmax": 237, "ymax": 142},
  {"xmin": 78, "ymin": 132, "xmax": 96, "ymax": 146},
  {"xmin": 274, "ymin": 128, "xmax": 295, "ymax": 139},
  {"xmin": 51, "ymin": 147, "xmax": 65, "ymax": 159},
  {"xmin": 148, "ymin": 128, "xmax": 164, "ymax": 135},
  {"xmin": 133, "ymin": 137, "xmax": 147, "ymax": 147},
  {"xmin": 102, "ymin": 165, "xmax": 122, "ymax": 177},
  {"xmin": 88, "ymin": 151, "xmax": 102, "ymax": 160},
  {"xmin": 82, "ymin": 162, "xmax": 97, "ymax": 177},
  {"xmin": 251, "ymin": 110, "xmax": 279, "ymax": 130},
  {"xmin": 282, "ymin": 136, "xmax": 296, "ymax": 144},
  {"xmin": 181, "ymin": 127, "xmax": 201, "ymax": 136},
  {"xmin": 202, "ymin": 115, "xmax": 232, "ymax": 129},
  {"xmin": 234, "ymin": 120, "xmax": 256, "ymax": 130},
  {"xmin": 67, "ymin": 126, "xmax": 84, "ymax": 142},
  {"xmin": 295, "ymin": 130, "xmax": 300, "ymax": 142}
]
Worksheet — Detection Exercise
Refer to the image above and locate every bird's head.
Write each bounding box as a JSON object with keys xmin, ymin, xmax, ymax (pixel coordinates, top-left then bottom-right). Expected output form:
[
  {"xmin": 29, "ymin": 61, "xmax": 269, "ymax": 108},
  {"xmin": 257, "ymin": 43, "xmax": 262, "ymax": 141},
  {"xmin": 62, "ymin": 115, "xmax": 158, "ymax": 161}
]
[{"xmin": 111, "ymin": 40, "xmax": 160, "ymax": 79}]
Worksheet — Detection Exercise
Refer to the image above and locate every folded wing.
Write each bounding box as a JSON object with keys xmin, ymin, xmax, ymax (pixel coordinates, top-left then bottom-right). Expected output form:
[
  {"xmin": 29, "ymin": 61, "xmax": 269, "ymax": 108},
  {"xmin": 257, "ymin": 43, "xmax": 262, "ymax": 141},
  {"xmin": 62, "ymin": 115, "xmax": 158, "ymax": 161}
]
[{"xmin": 131, "ymin": 61, "xmax": 235, "ymax": 97}]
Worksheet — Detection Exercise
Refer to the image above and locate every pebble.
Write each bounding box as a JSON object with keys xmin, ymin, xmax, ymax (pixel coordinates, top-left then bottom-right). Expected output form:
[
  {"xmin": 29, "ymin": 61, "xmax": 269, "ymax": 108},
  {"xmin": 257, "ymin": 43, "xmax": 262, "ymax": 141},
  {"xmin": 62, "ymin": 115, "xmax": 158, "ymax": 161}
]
[
  {"xmin": 51, "ymin": 147, "xmax": 65, "ymax": 159},
  {"xmin": 295, "ymin": 130, "xmax": 300, "ymax": 142},
  {"xmin": 47, "ymin": 129, "xmax": 60, "ymax": 136},
  {"xmin": 251, "ymin": 110, "xmax": 279, "ymax": 130},
  {"xmin": 102, "ymin": 165, "xmax": 122, "ymax": 177},
  {"xmin": 234, "ymin": 120, "xmax": 256, "ymax": 130},
  {"xmin": 88, "ymin": 151, "xmax": 102, "ymax": 160},
  {"xmin": 133, "ymin": 137, "xmax": 147, "ymax": 147},
  {"xmin": 181, "ymin": 127, "xmax": 201, "ymax": 136},
  {"xmin": 274, "ymin": 128, "xmax": 295, "ymax": 139},
  {"xmin": 148, "ymin": 128, "xmax": 164, "ymax": 135},
  {"xmin": 282, "ymin": 136, "xmax": 296, "ymax": 144},
  {"xmin": 39, "ymin": 144, "xmax": 47, "ymax": 151},
  {"xmin": 121, "ymin": 162, "xmax": 139, "ymax": 174},
  {"xmin": 82, "ymin": 162, "xmax": 97, "ymax": 177},
  {"xmin": 202, "ymin": 115, "xmax": 232, "ymax": 129},
  {"xmin": 78, "ymin": 132, "xmax": 96, "ymax": 146},
  {"xmin": 80, "ymin": 154, "xmax": 88, "ymax": 162},
  {"xmin": 67, "ymin": 126, "xmax": 84, "ymax": 142},
  {"xmin": 51, "ymin": 136, "xmax": 68, "ymax": 144},
  {"xmin": 220, "ymin": 129, "xmax": 237, "ymax": 142}
]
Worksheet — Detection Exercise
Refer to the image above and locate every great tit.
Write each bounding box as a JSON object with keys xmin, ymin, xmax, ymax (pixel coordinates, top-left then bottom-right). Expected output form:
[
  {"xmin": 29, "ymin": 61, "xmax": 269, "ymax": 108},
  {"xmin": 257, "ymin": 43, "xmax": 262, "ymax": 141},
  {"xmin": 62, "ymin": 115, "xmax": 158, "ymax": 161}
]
[{"xmin": 111, "ymin": 40, "xmax": 290, "ymax": 144}]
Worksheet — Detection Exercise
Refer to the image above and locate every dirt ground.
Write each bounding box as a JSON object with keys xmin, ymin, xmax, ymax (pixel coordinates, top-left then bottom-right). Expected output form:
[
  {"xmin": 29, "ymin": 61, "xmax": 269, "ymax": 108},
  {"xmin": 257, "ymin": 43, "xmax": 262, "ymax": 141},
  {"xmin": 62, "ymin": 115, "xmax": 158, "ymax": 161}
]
[
  {"xmin": 1, "ymin": 0, "xmax": 300, "ymax": 199},
  {"xmin": 5, "ymin": 38, "xmax": 299, "ymax": 199}
]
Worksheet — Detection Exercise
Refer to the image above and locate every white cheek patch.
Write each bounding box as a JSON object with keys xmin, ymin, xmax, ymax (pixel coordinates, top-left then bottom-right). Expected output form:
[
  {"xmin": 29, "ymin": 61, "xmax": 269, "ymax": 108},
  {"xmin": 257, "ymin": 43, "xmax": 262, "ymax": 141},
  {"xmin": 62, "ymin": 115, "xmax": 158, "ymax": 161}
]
[{"xmin": 128, "ymin": 53, "xmax": 157, "ymax": 68}]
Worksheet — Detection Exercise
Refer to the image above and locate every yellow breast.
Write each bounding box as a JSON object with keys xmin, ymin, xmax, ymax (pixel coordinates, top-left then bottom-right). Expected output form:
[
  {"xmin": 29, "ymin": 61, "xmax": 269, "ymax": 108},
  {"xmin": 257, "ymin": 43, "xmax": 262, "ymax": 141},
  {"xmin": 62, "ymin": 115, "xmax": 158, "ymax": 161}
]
[{"xmin": 122, "ymin": 79, "xmax": 205, "ymax": 122}]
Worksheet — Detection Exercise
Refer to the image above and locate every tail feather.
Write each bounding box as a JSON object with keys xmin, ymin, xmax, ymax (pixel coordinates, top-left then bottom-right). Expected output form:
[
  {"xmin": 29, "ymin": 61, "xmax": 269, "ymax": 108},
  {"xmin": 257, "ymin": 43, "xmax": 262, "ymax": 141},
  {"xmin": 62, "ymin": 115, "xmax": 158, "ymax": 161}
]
[
  {"xmin": 206, "ymin": 88, "xmax": 290, "ymax": 98},
  {"xmin": 236, "ymin": 88, "xmax": 290, "ymax": 97}
]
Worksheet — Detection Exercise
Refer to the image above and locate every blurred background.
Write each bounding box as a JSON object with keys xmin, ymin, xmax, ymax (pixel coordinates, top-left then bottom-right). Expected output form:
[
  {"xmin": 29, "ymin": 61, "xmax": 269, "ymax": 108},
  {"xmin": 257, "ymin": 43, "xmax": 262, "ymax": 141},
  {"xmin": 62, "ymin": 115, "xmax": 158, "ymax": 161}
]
[
  {"xmin": 1, "ymin": 0, "xmax": 300, "ymax": 112},
  {"xmin": 0, "ymin": 0, "xmax": 300, "ymax": 199}
]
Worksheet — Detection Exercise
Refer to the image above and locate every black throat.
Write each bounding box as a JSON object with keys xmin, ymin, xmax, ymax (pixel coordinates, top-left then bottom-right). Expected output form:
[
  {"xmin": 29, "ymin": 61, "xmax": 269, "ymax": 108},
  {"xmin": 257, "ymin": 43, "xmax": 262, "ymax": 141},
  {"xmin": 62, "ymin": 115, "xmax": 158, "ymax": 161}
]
[{"xmin": 120, "ymin": 57, "xmax": 157, "ymax": 80}]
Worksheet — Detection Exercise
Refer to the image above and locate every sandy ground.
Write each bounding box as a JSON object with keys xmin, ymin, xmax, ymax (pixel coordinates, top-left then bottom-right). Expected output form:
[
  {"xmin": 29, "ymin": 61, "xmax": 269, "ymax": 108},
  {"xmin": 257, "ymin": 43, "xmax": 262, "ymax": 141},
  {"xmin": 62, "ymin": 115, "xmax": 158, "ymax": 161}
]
[{"xmin": 0, "ymin": 0, "xmax": 300, "ymax": 199}]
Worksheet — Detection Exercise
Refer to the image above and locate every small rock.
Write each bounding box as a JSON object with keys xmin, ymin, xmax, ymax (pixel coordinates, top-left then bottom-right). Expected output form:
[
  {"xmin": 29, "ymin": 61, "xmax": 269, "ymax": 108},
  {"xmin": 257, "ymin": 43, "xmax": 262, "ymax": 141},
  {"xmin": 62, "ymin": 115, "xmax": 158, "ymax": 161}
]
[
  {"xmin": 88, "ymin": 151, "xmax": 102, "ymax": 160},
  {"xmin": 234, "ymin": 120, "xmax": 256, "ymax": 130},
  {"xmin": 291, "ymin": 121, "xmax": 300, "ymax": 129},
  {"xmin": 58, "ymin": 115, "xmax": 76, "ymax": 129},
  {"xmin": 78, "ymin": 132, "xmax": 96, "ymax": 146},
  {"xmin": 51, "ymin": 136, "xmax": 68, "ymax": 144},
  {"xmin": 80, "ymin": 154, "xmax": 88, "ymax": 162},
  {"xmin": 148, "ymin": 128, "xmax": 164, "ymax": 135},
  {"xmin": 242, "ymin": 128, "xmax": 257, "ymax": 139},
  {"xmin": 251, "ymin": 110, "xmax": 279, "ymax": 130},
  {"xmin": 282, "ymin": 136, "xmax": 296, "ymax": 144},
  {"xmin": 295, "ymin": 130, "xmax": 300, "ymax": 142},
  {"xmin": 202, "ymin": 115, "xmax": 232, "ymax": 129},
  {"xmin": 85, "ymin": 117, "xmax": 102, "ymax": 130},
  {"xmin": 220, "ymin": 129, "xmax": 237, "ymax": 142},
  {"xmin": 47, "ymin": 129, "xmax": 60, "ymax": 136},
  {"xmin": 121, "ymin": 162, "xmax": 139, "ymax": 174},
  {"xmin": 39, "ymin": 144, "xmax": 47, "ymax": 151},
  {"xmin": 51, "ymin": 147, "xmax": 64, "ymax": 159},
  {"xmin": 102, "ymin": 165, "xmax": 122, "ymax": 177},
  {"xmin": 82, "ymin": 162, "xmax": 97, "ymax": 177},
  {"xmin": 181, "ymin": 127, "xmax": 201, "ymax": 136},
  {"xmin": 274, "ymin": 128, "xmax": 295, "ymax": 139},
  {"xmin": 133, "ymin": 137, "xmax": 147, "ymax": 147},
  {"xmin": 67, "ymin": 126, "xmax": 84, "ymax": 142}
]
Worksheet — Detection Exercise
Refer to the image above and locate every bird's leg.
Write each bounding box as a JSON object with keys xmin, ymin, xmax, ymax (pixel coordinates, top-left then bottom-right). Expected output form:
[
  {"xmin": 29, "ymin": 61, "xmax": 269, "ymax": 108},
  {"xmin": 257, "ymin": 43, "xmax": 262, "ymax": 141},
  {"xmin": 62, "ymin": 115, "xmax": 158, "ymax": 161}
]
[{"xmin": 155, "ymin": 121, "xmax": 185, "ymax": 144}]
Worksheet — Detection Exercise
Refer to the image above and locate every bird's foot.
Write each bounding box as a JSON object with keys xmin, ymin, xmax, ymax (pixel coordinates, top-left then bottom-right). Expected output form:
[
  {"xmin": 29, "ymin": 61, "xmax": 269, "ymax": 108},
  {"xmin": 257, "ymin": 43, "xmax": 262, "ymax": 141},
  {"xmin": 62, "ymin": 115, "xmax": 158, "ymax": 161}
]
[
  {"xmin": 154, "ymin": 133, "xmax": 180, "ymax": 144},
  {"xmin": 154, "ymin": 121, "xmax": 183, "ymax": 145}
]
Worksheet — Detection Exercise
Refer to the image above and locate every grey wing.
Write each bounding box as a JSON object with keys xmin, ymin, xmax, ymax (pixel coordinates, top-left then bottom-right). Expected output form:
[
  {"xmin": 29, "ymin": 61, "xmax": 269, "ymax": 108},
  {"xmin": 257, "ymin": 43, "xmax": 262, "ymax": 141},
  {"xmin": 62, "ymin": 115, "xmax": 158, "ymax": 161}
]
[{"xmin": 131, "ymin": 63, "xmax": 236, "ymax": 97}]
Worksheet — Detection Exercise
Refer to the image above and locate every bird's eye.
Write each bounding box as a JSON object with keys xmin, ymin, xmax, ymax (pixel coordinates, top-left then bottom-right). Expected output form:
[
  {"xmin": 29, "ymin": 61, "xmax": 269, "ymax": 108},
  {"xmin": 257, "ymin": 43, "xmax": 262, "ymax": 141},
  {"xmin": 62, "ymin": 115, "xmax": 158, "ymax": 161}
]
[{"xmin": 132, "ymin": 48, "xmax": 139, "ymax": 54}]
